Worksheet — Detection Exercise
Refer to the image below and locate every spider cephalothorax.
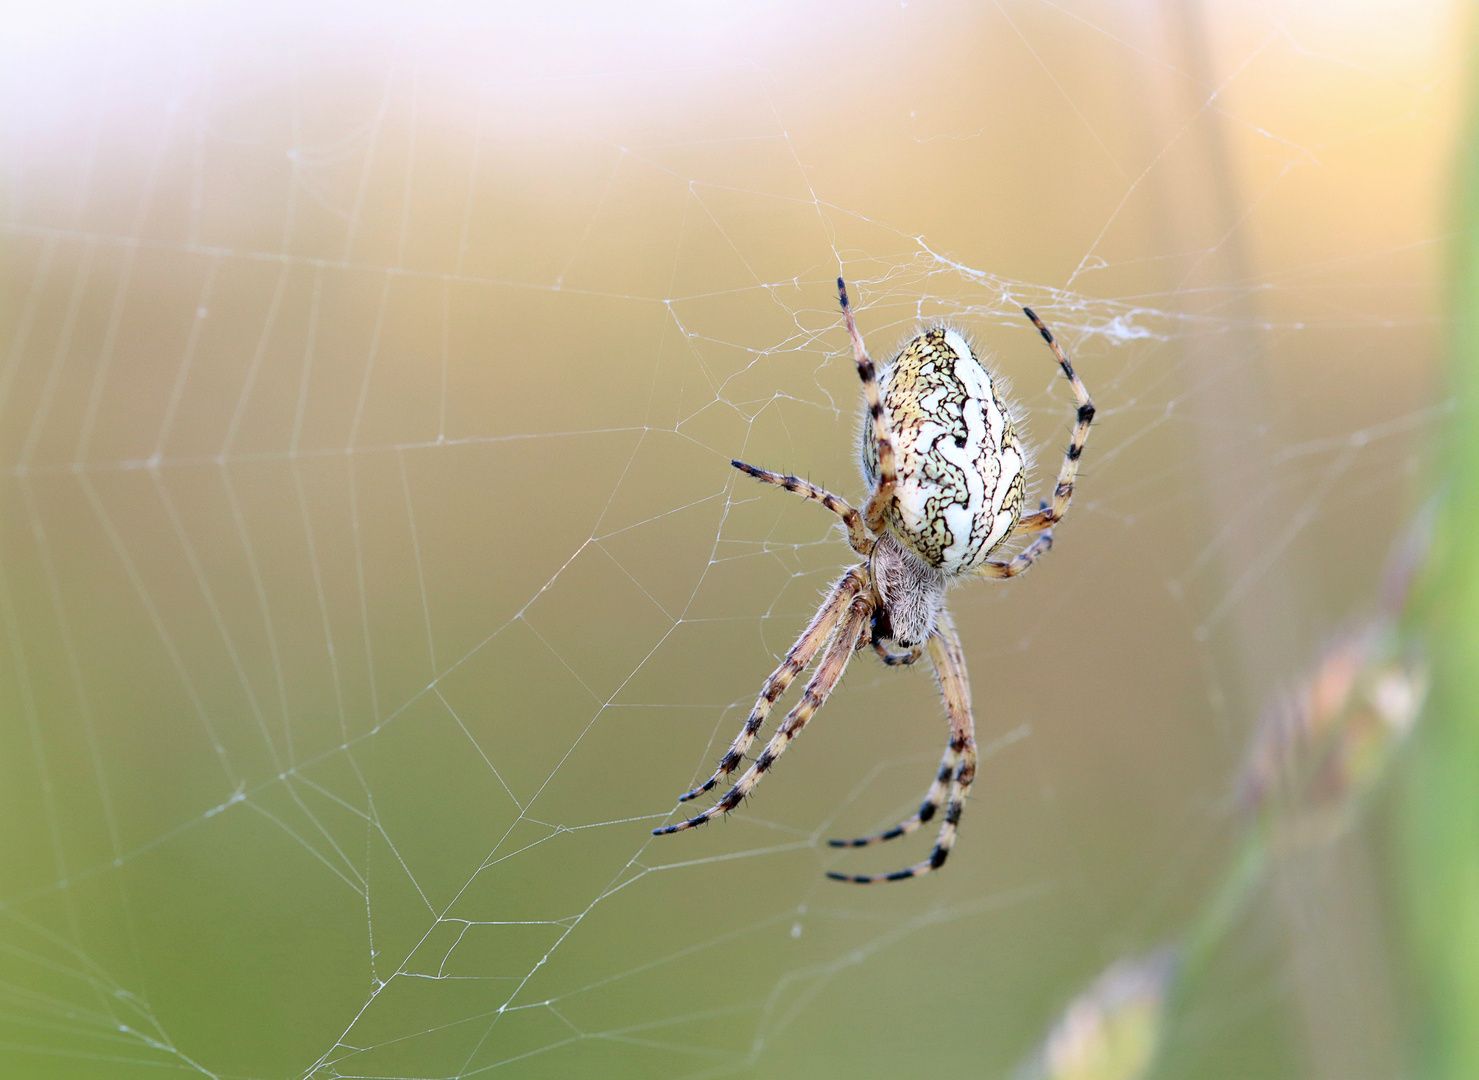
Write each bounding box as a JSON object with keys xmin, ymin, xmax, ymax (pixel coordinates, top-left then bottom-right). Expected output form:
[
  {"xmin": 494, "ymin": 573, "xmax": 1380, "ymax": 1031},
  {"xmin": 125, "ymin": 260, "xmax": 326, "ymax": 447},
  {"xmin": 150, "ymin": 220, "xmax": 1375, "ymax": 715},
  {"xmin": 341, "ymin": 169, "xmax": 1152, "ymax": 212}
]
[
  {"xmin": 654, "ymin": 277, "xmax": 1094, "ymax": 882},
  {"xmin": 867, "ymin": 532, "xmax": 943, "ymax": 649}
]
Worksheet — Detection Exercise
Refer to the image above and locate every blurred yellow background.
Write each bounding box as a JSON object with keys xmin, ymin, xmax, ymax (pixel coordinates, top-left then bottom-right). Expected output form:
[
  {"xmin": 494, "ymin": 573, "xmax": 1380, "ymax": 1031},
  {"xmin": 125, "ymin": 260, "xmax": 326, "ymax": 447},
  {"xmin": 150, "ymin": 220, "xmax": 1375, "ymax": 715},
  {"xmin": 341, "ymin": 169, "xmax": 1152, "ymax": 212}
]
[{"xmin": 0, "ymin": 1, "xmax": 1458, "ymax": 1077}]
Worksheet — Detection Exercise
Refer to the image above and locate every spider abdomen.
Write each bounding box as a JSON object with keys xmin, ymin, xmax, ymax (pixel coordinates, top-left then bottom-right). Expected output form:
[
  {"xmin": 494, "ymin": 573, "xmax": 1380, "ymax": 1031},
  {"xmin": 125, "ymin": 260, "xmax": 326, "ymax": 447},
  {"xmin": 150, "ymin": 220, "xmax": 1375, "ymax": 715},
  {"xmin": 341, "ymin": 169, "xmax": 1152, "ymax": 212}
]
[{"xmin": 863, "ymin": 328, "xmax": 1026, "ymax": 575}]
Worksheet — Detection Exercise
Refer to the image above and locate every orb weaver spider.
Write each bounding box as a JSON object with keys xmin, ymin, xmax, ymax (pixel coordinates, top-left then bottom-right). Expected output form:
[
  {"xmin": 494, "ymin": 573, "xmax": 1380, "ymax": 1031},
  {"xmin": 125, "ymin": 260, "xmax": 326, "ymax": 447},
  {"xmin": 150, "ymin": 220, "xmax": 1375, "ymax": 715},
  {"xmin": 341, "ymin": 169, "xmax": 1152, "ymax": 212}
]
[{"xmin": 654, "ymin": 277, "xmax": 1094, "ymax": 883}]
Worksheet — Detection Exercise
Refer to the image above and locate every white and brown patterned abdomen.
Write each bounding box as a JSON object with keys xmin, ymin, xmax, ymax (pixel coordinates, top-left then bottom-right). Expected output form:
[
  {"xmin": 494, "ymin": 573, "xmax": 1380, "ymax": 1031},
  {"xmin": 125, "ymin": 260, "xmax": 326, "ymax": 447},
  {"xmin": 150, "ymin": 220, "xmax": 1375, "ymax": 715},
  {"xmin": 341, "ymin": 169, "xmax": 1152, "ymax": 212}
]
[{"xmin": 862, "ymin": 328, "xmax": 1026, "ymax": 575}]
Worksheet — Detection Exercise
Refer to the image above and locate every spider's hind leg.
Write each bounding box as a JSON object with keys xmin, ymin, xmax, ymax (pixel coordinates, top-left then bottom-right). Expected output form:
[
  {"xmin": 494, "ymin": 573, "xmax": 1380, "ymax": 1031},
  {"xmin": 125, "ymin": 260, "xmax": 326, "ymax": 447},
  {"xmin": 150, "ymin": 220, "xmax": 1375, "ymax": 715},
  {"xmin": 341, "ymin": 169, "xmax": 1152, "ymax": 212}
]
[
  {"xmin": 974, "ymin": 531, "xmax": 1053, "ymax": 581},
  {"xmin": 837, "ymin": 276, "xmax": 898, "ymax": 535},
  {"xmin": 1012, "ymin": 309, "xmax": 1095, "ymax": 536}
]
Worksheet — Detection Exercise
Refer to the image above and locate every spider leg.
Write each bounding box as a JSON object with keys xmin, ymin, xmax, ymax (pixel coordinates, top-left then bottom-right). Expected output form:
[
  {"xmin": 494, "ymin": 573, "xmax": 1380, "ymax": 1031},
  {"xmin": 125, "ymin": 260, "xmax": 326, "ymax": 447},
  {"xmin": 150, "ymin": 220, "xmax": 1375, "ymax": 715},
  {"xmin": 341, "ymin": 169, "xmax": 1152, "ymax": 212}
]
[
  {"xmin": 1012, "ymin": 308, "xmax": 1095, "ymax": 536},
  {"xmin": 731, "ymin": 460, "xmax": 874, "ymax": 556},
  {"xmin": 974, "ymin": 531, "xmax": 1053, "ymax": 580},
  {"xmin": 828, "ymin": 610, "xmax": 976, "ymax": 882},
  {"xmin": 659, "ymin": 567, "xmax": 867, "ymax": 811},
  {"xmin": 837, "ymin": 276, "xmax": 898, "ymax": 534},
  {"xmin": 654, "ymin": 592, "xmax": 873, "ymax": 835},
  {"xmin": 828, "ymin": 740, "xmax": 957, "ymax": 848}
]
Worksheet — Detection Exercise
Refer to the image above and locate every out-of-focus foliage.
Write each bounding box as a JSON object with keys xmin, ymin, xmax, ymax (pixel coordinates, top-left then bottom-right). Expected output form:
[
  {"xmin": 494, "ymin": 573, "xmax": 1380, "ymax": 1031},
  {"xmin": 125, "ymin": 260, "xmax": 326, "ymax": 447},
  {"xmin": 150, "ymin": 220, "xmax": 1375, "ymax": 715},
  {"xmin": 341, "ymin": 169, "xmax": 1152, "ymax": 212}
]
[
  {"xmin": 1403, "ymin": 20, "xmax": 1479, "ymax": 1078},
  {"xmin": 1018, "ymin": 510, "xmax": 1432, "ymax": 1080},
  {"xmin": 1016, "ymin": 949, "xmax": 1178, "ymax": 1080}
]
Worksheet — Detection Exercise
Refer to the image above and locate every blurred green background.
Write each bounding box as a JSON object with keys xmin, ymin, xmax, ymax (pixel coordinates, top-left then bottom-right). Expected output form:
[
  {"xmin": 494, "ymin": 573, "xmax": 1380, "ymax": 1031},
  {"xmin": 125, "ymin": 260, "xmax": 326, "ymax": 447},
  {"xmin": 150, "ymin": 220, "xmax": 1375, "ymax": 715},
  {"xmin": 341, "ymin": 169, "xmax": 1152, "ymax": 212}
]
[{"xmin": 0, "ymin": 1, "xmax": 1459, "ymax": 1077}]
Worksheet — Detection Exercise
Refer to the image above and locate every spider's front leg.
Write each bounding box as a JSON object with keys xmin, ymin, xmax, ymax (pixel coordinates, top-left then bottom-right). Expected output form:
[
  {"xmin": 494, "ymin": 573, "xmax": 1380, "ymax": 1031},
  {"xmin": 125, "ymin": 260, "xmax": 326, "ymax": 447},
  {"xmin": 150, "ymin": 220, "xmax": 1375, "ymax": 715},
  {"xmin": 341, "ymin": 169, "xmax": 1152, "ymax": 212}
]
[
  {"xmin": 828, "ymin": 611, "xmax": 977, "ymax": 883},
  {"xmin": 655, "ymin": 567, "xmax": 866, "ymax": 822},
  {"xmin": 829, "ymin": 738, "xmax": 958, "ymax": 848},
  {"xmin": 654, "ymin": 591, "xmax": 874, "ymax": 836}
]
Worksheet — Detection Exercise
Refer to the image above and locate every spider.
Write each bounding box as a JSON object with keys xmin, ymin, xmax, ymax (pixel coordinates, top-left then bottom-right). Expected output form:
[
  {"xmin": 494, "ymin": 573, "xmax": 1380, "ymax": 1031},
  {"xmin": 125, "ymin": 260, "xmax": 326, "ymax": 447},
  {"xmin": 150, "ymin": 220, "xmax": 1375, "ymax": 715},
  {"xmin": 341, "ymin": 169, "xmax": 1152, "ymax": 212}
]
[{"xmin": 653, "ymin": 277, "xmax": 1094, "ymax": 883}]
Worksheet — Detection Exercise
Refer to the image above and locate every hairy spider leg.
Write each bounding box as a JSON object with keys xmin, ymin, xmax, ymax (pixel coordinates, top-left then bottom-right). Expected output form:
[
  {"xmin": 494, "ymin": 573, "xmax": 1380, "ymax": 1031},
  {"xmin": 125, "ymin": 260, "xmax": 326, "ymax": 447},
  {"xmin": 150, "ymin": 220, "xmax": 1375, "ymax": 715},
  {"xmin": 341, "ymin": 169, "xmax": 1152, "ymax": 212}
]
[
  {"xmin": 829, "ymin": 612, "xmax": 977, "ymax": 882},
  {"xmin": 837, "ymin": 276, "xmax": 898, "ymax": 534},
  {"xmin": 655, "ymin": 594, "xmax": 873, "ymax": 835},
  {"xmin": 974, "ymin": 531, "xmax": 1054, "ymax": 580},
  {"xmin": 1013, "ymin": 307, "xmax": 1096, "ymax": 535},
  {"xmin": 658, "ymin": 568, "xmax": 867, "ymax": 813},
  {"xmin": 730, "ymin": 460, "xmax": 874, "ymax": 556}
]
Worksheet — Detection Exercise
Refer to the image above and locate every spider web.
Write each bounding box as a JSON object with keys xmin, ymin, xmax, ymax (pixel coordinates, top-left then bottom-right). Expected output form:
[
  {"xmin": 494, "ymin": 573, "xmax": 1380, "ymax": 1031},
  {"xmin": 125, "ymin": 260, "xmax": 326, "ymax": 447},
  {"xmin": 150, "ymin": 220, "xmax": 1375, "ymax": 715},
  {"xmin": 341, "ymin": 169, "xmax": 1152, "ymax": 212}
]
[{"xmin": 0, "ymin": 1, "xmax": 1456, "ymax": 1077}]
